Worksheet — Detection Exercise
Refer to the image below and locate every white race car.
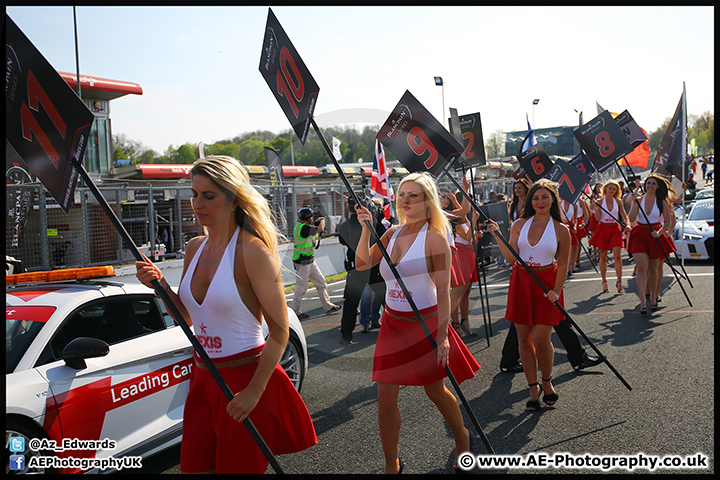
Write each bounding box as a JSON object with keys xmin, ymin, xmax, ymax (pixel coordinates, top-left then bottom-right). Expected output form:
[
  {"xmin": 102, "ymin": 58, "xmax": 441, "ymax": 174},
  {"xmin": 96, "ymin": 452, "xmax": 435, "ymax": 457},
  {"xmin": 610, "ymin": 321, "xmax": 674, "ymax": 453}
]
[
  {"xmin": 673, "ymin": 198, "xmax": 714, "ymax": 260},
  {"xmin": 6, "ymin": 266, "xmax": 308, "ymax": 474}
]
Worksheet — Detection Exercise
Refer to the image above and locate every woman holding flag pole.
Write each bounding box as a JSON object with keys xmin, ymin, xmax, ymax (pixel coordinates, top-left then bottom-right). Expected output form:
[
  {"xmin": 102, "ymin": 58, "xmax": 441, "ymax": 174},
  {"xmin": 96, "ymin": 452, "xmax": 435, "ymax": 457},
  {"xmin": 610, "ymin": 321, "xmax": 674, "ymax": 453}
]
[
  {"xmin": 136, "ymin": 156, "xmax": 317, "ymax": 473},
  {"xmin": 589, "ymin": 180, "xmax": 631, "ymax": 294},
  {"xmin": 487, "ymin": 179, "xmax": 570, "ymax": 411},
  {"xmin": 355, "ymin": 172, "xmax": 480, "ymax": 474},
  {"xmin": 626, "ymin": 174, "xmax": 675, "ymax": 314}
]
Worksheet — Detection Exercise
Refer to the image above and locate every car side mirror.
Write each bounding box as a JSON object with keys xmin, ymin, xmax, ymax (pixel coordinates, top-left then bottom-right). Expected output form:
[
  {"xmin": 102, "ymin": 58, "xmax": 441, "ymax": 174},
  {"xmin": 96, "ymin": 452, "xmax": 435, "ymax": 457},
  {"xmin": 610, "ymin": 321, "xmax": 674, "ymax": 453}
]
[{"xmin": 62, "ymin": 337, "xmax": 110, "ymax": 369}]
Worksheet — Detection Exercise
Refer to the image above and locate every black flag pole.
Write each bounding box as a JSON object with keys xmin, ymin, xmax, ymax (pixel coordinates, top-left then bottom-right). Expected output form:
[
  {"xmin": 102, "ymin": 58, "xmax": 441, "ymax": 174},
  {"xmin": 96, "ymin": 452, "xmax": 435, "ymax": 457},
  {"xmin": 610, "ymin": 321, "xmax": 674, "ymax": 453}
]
[
  {"xmin": 70, "ymin": 158, "xmax": 285, "ymax": 473},
  {"xmin": 441, "ymin": 171, "xmax": 632, "ymax": 392},
  {"xmin": 463, "ymin": 164, "xmax": 491, "ymax": 347},
  {"xmin": 622, "ymin": 158, "xmax": 694, "ymax": 288},
  {"xmin": 559, "ymin": 205, "xmax": 599, "ymax": 274},
  {"xmin": 309, "ymin": 117, "xmax": 495, "ymax": 454},
  {"xmin": 614, "ymin": 164, "xmax": 692, "ymax": 307}
]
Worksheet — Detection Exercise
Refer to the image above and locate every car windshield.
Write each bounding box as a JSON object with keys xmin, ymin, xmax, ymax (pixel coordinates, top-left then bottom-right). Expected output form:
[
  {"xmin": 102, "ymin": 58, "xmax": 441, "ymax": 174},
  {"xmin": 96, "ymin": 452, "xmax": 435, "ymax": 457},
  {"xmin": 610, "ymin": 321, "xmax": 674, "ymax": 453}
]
[
  {"xmin": 6, "ymin": 319, "xmax": 47, "ymax": 373},
  {"xmin": 689, "ymin": 201, "xmax": 714, "ymax": 222}
]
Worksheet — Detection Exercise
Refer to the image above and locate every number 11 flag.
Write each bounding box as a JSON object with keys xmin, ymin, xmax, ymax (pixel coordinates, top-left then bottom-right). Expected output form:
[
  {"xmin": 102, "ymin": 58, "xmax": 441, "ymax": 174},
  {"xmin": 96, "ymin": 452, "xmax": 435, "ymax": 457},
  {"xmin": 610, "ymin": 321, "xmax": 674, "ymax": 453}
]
[
  {"xmin": 371, "ymin": 139, "xmax": 394, "ymax": 220},
  {"xmin": 5, "ymin": 14, "xmax": 94, "ymax": 213}
]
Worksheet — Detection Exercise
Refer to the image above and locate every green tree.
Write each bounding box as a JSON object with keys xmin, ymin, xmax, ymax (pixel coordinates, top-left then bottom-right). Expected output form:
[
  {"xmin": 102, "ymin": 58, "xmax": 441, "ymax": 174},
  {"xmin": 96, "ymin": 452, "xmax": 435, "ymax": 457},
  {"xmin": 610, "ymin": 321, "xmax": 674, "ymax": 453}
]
[
  {"xmin": 237, "ymin": 136, "xmax": 266, "ymax": 165},
  {"xmin": 486, "ymin": 130, "xmax": 506, "ymax": 159}
]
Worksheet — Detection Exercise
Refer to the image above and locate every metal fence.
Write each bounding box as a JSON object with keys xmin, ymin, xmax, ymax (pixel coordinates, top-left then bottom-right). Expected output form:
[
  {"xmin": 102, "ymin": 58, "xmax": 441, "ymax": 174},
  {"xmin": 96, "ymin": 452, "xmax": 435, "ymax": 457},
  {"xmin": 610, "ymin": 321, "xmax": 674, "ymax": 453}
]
[{"xmin": 6, "ymin": 177, "xmax": 520, "ymax": 273}]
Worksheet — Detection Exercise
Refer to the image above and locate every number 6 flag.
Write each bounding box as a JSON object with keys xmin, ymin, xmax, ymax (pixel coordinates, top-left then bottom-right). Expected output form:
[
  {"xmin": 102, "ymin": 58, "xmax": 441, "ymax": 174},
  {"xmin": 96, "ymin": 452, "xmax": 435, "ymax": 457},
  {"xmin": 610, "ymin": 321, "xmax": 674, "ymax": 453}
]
[
  {"xmin": 517, "ymin": 142, "xmax": 554, "ymax": 183},
  {"xmin": 5, "ymin": 14, "xmax": 95, "ymax": 213}
]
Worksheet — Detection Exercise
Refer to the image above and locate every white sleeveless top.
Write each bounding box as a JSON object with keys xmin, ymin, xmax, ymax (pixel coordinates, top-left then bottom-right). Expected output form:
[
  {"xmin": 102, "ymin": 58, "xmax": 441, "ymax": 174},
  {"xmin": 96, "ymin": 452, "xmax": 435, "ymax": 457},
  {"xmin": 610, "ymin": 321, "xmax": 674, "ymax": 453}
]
[
  {"xmin": 517, "ymin": 216, "xmax": 558, "ymax": 267},
  {"xmin": 380, "ymin": 223, "xmax": 437, "ymax": 311},
  {"xmin": 562, "ymin": 202, "xmax": 575, "ymax": 221},
  {"xmin": 637, "ymin": 196, "xmax": 662, "ymax": 224},
  {"xmin": 600, "ymin": 197, "xmax": 619, "ymax": 223},
  {"xmin": 455, "ymin": 222, "xmax": 472, "ymax": 246},
  {"xmin": 179, "ymin": 226, "xmax": 264, "ymax": 357}
]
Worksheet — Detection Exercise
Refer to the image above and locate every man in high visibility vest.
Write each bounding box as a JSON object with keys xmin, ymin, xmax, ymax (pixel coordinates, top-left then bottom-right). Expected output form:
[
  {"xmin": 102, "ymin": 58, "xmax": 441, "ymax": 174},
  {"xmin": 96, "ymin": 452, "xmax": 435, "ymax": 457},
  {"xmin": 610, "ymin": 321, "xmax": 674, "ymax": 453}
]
[{"xmin": 292, "ymin": 207, "xmax": 341, "ymax": 320}]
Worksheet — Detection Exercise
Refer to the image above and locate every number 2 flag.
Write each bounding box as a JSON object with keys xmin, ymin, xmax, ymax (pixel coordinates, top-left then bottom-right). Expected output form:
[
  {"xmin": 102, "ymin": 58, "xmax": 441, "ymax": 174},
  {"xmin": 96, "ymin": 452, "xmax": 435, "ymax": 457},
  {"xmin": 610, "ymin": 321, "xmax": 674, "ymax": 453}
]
[{"xmin": 5, "ymin": 14, "xmax": 94, "ymax": 214}]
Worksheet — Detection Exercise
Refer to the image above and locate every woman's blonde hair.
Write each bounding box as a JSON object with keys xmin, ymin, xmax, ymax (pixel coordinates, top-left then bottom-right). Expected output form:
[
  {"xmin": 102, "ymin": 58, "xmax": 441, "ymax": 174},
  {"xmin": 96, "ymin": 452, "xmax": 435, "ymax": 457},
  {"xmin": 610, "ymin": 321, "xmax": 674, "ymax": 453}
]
[
  {"xmin": 191, "ymin": 155, "xmax": 282, "ymax": 262},
  {"xmin": 602, "ymin": 179, "xmax": 622, "ymax": 200},
  {"xmin": 396, "ymin": 172, "xmax": 450, "ymax": 235}
]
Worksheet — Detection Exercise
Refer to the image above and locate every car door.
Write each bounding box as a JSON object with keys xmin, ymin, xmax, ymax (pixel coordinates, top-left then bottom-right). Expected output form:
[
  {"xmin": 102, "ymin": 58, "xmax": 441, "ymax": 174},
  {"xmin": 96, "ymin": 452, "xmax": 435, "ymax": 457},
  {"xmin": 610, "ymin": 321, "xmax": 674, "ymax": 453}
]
[{"xmin": 34, "ymin": 295, "xmax": 193, "ymax": 470}]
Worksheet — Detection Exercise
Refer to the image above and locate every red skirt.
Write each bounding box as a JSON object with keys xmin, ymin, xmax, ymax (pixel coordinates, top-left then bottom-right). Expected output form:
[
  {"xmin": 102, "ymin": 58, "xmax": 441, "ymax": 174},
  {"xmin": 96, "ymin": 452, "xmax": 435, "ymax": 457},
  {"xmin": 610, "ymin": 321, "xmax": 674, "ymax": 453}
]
[
  {"xmin": 627, "ymin": 223, "xmax": 673, "ymax": 259},
  {"xmin": 505, "ymin": 264, "xmax": 565, "ymax": 326},
  {"xmin": 181, "ymin": 346, "xmax": 318, "ymax": 474},
  {"xmin": 449, "ymin": 245, "xmax": 465, "ymax": 288},
  {"xmin": 576, "ymin": 216, "xmax": 587, "ymax": 240},
  {"xmin": 455, "ymin": 243, "xmax": 478, "ymax": 283},
  {"xmin": 588, "ymin": 215, "xmax": 599, "ymax": 233},
  {"xmin": 372, "ymin": 304, "xmax": 481, "ymax": 386},
  {"xmin": 568, "ymin": 225, "xmax": 579, "ymax": 246},
  {"xmin": 589, "ymin": 222, "xmax": 624, "ymax": 250}
]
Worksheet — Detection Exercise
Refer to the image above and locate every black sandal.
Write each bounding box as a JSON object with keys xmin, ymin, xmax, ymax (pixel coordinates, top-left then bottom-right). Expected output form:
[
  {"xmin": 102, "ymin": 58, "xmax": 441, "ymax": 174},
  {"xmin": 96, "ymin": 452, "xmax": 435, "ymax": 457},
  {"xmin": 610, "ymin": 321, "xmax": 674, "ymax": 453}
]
[
  {"xmin": 541, "ymin": 377, "xmax": 558, "ymax": 405},
  {"xmin": 460, "ymin": 318, "xmax": 477, "ymax": 337},
  {"xmin": 526, "ymin": 383, "xmax": 541, "ymax": 411}
]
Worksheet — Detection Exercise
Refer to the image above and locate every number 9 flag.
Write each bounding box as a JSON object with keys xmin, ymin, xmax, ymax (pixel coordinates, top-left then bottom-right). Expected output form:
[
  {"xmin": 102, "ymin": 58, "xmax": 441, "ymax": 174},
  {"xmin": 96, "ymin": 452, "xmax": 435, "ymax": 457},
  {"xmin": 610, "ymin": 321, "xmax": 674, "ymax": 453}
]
[
  {"xmin": 377, "ymin": 90, "xmax": 464, "ymax": 178},
  {"xmin": 5, "ymin": 14, "xmax": 95, "ymax": 214}
]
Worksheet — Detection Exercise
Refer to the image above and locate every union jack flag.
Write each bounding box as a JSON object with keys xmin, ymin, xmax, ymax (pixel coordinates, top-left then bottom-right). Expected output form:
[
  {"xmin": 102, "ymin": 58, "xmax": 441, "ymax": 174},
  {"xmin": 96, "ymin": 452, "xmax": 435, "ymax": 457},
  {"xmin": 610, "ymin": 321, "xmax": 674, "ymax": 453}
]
[{"xmin": 371, "ymin": 139, "xmax": 394, "ymax": 219}]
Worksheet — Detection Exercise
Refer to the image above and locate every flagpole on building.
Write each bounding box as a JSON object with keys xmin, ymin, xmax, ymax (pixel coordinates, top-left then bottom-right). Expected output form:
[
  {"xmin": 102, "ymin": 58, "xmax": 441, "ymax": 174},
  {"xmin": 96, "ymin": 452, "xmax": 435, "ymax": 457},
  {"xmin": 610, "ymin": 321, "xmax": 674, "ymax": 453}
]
[{"xmin": 73, "ymin": 6, "xmax": 81, "ymax": 99}]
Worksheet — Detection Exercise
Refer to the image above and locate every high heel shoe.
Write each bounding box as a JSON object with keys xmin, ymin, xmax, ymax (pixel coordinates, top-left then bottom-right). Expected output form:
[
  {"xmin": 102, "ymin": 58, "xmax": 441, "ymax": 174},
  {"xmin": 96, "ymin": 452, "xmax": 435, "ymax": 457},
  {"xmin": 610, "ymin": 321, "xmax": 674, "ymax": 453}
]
[
  {"xmin": 541, "ymin": 377, "xmax": 558, "ymax": 406},
  {"xmin": 526, "ymin": 382, "xmax": 541, "ymax": 411},
  {"xmin": 616, "ymin": 280, "xmax": 624, "ymax": 293},
  {"xmin": 651, "ymin": 301, "xmax": 658, "ymax": 312},
  {"xmin": 398, "ymin": 458, "xmax": 404, "ymax": 475},
  {"xmin": 453, "ymin": 433, "xmax": 474, "ymax": 473},
  {"xmin": 639, "ymin": 304, "xmax": 647, "ymax": 315},
  {"xmin": 460, "ymin": 318, "xmax": 477, "ymax": 337},
  {"xmin": 452, "ymin": 322, "xmax": 464, "ymax": 338},
  {"xmin": 601, "ymin": 280, "xmax": 609, "ymax": 293}
]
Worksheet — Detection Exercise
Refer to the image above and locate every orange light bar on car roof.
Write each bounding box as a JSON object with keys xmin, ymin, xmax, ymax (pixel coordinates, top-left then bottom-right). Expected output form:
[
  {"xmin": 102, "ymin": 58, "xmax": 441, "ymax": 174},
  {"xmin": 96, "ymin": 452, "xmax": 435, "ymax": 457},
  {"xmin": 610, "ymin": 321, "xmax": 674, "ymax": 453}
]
[{"xmin": 6, "ymin": 266, "xmax": 116, "ymax": 286}]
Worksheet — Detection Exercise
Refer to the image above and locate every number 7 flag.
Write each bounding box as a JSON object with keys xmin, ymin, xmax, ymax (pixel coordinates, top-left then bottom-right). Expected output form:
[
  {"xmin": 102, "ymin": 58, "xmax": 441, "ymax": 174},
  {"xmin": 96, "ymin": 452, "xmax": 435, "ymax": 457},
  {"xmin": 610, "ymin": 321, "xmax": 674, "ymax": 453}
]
[
  {"xmin": 545, "ymin": 158, "xmax": 591, "ymax": 205},
  {"xmin": 5, "ymin": 14, "xmax": 94, "ymax": 213}
]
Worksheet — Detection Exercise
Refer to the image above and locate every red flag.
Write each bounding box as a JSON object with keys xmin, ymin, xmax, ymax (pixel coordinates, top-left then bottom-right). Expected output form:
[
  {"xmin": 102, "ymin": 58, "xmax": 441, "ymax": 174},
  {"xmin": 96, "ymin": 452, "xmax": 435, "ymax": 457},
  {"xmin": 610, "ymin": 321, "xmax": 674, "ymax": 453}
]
[
  {"xmin": 371, "ymin": 139, "xmax": 394, "ymax": 219},
  {"xmin": 621, "ymin": 127, "xmax": 650, "ymax": 168}
]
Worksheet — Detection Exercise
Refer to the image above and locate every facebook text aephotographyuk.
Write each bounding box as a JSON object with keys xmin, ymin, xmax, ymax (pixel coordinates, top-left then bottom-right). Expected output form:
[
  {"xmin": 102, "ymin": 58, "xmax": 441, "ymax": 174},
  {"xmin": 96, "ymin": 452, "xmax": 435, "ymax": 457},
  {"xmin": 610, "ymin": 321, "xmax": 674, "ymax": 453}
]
[
  {"xmin": 457, "ymin": 452, "xmax": 709, "ymax": 472},
  {"xmin": 28, "ymin": 455, "xmax": 142, "ymax": 471}
]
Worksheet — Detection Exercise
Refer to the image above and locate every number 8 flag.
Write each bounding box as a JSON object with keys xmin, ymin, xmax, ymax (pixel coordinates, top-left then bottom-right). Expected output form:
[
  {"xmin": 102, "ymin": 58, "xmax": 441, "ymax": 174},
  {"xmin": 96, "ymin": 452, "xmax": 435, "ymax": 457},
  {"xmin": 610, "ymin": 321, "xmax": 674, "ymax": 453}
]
[{"xmin": 371, "ymin": 139, "xmax": 394, "ymax": 220}]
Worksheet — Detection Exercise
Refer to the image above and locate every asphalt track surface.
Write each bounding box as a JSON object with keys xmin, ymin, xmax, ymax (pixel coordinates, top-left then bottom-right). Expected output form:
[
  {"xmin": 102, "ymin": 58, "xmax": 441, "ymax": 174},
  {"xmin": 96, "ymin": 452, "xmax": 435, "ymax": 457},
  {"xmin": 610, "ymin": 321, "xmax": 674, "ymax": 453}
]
[{"xmin": 138, "ymin": 254, "xmax": 714, "ymax": 475}]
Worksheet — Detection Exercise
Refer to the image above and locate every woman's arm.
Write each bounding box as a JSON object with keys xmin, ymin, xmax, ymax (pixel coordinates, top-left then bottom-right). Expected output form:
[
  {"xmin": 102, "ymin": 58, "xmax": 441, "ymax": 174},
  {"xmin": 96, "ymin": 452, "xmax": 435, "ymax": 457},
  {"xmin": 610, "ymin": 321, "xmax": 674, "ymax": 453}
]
[
  {"xmin": 226, "ymin": 235, "xmax": 289, "ymax": 423},
  {"xmin": 427, "ymin": 227, "xmax": 452, "ymax": 367},
  {"xmin": 486, "ymin": 218, "xmax": 522, "ymax": 264},
  {"xmin": 354, "ymin": 204, "xmax": 394, "ymax": 271},
  {"xmin": 135, "ymin": 237, "xmax": 198, "ymax": 326},
  {"xmin": 547, "ymin": 221, "xmax": 571, "ymax": 304}
]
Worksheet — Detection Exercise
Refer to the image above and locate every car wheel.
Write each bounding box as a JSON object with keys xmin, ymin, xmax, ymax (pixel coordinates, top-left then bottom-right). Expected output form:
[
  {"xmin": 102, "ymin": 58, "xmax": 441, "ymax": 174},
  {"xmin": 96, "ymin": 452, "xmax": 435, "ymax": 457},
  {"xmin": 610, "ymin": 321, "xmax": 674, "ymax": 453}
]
[
  {"xmin": 280, "ymin": 332, "xmax": 305, "ymax": 392},
  {"xmin": 6, "ymin": 417, "xmax": 57, "ymax": 474}
]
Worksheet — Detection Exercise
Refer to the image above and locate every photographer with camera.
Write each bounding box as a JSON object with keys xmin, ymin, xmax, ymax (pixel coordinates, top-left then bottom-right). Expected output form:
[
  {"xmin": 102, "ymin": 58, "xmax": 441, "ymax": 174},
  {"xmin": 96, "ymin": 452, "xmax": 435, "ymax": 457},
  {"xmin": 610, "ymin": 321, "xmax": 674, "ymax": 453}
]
[
  {"xmin": 291, "ymin": 207, "xmax": 341, "ymax": 320},
  {"xmin": 338, "ymin": 196, "xmax": 387, "ymax": 345}
]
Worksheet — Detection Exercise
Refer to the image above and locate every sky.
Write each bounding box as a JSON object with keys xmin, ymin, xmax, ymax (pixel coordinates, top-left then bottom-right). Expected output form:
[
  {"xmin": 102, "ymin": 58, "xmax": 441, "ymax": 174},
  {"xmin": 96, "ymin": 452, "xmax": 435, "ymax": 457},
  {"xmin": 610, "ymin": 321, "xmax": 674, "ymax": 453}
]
[{"xmin": 6, "ymin": 6, "xmax": 715, "ymax": 156}]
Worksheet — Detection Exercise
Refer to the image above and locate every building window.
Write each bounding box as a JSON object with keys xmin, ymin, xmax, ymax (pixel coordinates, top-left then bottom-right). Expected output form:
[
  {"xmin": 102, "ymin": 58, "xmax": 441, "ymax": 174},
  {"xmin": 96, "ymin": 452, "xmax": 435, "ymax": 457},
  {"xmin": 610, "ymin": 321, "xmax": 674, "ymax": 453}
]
[{"xmin": 85, "ymin": 117, "xmax": 110, "ymax": 174}]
